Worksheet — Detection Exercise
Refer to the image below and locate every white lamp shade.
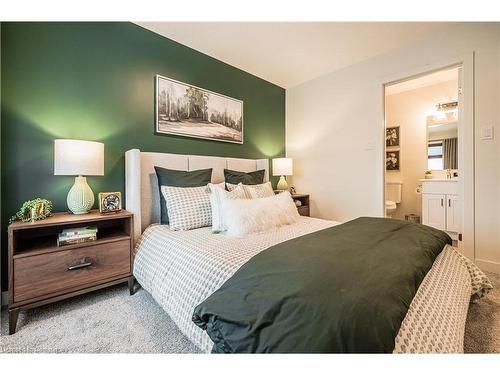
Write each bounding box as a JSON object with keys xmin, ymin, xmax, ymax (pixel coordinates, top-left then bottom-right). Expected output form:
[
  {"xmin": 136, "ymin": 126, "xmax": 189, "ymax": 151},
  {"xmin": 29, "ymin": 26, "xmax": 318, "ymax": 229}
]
[
  {"xmin": 54, "ymin": 139, "xmax": 104, "ymax": 176},
  {"xmin": 272, "ymin": 158, "xmax": 293, "ymax": 176}
]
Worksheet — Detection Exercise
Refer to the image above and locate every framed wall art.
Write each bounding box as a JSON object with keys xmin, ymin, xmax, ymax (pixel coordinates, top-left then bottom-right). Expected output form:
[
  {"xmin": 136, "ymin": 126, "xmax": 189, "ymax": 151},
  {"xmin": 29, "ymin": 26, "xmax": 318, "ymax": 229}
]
[
  {"xmin": 386, "ymin": 150, "xmax": 400, "ymax": 171},
  {"xmin": 155, "ymin": 75, "xmax": 243, "ymax": 144},
  {"xmin": 386, "ymin": 126, "xmax": 400, "ymax": 148}
]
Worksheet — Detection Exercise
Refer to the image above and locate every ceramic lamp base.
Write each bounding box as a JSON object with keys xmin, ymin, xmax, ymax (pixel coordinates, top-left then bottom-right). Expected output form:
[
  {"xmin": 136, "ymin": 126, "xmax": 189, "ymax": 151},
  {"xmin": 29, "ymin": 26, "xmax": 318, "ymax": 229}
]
[
  {"xmin": 276, "ymin": 175, "xmax": 289, "ymax": 191},
  {"xmin": 67, "ymin": 176, "xmax": 94, "ymax": 214}
]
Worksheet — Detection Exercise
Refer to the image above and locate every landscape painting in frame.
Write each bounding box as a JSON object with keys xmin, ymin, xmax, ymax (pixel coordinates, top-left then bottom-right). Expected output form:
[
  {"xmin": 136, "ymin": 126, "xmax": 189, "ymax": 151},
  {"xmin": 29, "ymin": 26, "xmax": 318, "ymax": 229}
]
[{"xmin": 155, "ymin": 75, "xmax": 243, "ymax": 143}]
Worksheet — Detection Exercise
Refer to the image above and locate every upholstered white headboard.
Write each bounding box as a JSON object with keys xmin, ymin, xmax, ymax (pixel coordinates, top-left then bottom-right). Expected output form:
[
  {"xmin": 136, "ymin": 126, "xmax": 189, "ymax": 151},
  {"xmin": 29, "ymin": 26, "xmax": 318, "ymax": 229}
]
[{"xmin": 125, "ymin": 149, "xmax": 269, "ymax": 240}]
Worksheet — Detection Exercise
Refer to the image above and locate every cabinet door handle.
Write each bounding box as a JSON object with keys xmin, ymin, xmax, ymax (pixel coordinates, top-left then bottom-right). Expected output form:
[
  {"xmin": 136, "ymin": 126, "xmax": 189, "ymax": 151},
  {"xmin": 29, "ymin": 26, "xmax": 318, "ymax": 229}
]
[
  {"xmin": 448, "ymin": 199, "xmax": 451, "ymax": 207},
  {"xmin": 67, "ymin": 261, "xmax": 93, "ymax": 271},
  {"xmin": 441, "ymin": 198, "xmax": 444, "ymax": 207}
]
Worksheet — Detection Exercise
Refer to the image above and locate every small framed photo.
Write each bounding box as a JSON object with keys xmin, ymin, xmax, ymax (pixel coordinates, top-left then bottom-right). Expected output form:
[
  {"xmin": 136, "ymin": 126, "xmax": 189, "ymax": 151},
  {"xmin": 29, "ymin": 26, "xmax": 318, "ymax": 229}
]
[
  {"xmin": 386, "ymin": 150, "xmax": 400, "ymax": 171},
  {"xmin": 386, "ymin": 126, "xmax": 400, "ymax": 147},
  {"xmin": 98, "ymin": 192, "xmax": 122, "ymax": 214}
]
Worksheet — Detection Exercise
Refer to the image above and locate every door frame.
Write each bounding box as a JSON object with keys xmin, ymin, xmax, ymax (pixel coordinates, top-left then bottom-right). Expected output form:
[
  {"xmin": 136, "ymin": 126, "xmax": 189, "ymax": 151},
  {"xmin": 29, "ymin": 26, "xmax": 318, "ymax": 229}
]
[{"xmin": 380, "ymin": 53, "xmax": 475, "ymax": 261}]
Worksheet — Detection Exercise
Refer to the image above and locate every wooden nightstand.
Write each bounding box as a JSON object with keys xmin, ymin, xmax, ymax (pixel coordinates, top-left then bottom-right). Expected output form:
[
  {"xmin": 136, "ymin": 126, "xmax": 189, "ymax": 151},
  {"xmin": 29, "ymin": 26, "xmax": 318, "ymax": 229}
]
[
  {"xmin": 291, "ymin": 194, "xmax": 310, "ymax": 217},
  {"xmin": 7, "ymin": 210, "xmax": 134, "ymax": 334}
]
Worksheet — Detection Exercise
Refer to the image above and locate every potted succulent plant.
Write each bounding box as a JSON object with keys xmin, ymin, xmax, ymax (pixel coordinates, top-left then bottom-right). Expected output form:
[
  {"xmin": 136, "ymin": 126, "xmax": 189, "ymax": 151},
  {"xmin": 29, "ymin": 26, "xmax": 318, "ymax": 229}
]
[
  {"xmin": 10, "ymin": 198, "xmax": 53, "ymax": 223},
  {"xmin": 424, "ymin": 170, "xmax": 433, "ymax": 179}
]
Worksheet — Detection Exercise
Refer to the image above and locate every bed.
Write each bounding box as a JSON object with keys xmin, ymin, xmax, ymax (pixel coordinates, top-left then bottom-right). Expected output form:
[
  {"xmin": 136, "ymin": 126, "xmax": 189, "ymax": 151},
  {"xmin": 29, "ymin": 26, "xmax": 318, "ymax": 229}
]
[{"xmin": 125, "ymin": 149, "xmax": 492, "ymax": 353}]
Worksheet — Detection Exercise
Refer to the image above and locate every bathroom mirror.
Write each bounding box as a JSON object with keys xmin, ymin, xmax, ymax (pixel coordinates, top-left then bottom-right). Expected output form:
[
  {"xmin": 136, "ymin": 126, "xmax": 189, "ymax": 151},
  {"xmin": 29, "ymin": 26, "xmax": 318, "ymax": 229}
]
[{"xmin": 426, "ymin": 114, "xmax": 458, "ymax": 171}]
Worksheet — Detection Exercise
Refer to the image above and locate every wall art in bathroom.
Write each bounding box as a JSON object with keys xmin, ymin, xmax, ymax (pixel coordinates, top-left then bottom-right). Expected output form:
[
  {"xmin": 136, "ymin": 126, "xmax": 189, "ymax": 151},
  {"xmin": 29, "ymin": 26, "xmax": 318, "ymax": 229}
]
[
  {"xmin": 386, "ymin": 150, "xmax": 400, "ymax": 171},
  {"xmin": 386, "ymin": 126, "xmax": 400, "ymax": 147}
]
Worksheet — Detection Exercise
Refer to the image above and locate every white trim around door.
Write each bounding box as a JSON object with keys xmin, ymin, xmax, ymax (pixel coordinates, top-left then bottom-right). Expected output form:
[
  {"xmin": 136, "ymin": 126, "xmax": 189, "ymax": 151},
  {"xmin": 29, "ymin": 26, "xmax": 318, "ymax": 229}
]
[{"xmin": 379, "ymin": 53, "xmax": 475, "ymax": 262}]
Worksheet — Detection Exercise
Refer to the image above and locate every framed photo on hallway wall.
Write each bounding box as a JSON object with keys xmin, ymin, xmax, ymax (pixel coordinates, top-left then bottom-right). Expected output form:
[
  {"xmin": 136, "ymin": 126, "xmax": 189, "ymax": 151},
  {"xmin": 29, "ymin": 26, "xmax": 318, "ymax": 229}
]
[
  {"xmin": 386, "ymin": 126, "xmax": 400, "ymax": 147},
  {"xmin": 155, "ymin": 75, "xmax": 243, "ymax": 144}
]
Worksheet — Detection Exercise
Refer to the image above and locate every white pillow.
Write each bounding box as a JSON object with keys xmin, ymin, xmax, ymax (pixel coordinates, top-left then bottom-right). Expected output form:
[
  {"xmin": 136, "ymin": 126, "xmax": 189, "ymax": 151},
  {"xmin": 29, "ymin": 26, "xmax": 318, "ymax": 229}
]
[
  {"xmin": 223, "ymin": 191, "xmax": 301, "ymax": 237},
  {"xmin": 207, "ymin": 182, "xmax": 226, "ymax": 192},
  {"xmin": 243, "ymin": 181, "xmax": 275, "ymax": 198},
  {"xmin": 161, "ymin": 185, "xmax": 211, "ymax": 230},
  {"xmin": 226, "ymin": 181, "xmax": 275, "ymax": 199},
  {"xmin": 225, "ymin": 182, "xmax": 239, "ymax": 192},
  {"xmin": 209, "ymin": 183, "xmax": 246, "ymax": 233}
]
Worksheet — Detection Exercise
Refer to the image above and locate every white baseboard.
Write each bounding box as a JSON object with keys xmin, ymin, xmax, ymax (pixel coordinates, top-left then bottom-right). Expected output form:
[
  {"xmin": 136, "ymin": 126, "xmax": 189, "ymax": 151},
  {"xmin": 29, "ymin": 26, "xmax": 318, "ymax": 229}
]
[
  {"xmin": 1, "ymin": 291, "xmax": 8, "ymax": 307},
  {"xmin": 475, "ymin": 258, "xmax": 500, "ymax": 275}
]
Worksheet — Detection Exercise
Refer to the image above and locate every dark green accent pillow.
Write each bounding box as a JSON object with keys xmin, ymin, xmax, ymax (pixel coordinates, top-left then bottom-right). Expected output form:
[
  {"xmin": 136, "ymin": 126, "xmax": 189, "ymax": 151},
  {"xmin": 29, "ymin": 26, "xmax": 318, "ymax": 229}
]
[
  {"xmin": 154, "ymin": 166, "xmax": 212, "ymax": 224},
  {"xmin": 224, "ymin": 169, "xmax": 265, "ymax": 186}
]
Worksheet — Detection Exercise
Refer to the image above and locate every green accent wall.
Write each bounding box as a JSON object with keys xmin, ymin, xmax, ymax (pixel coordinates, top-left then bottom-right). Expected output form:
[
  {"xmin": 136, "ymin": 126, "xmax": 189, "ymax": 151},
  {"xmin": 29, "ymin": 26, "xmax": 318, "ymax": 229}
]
[{"xmin": 0, "ymin": 22, "xmax": 285, "ymax": 290}]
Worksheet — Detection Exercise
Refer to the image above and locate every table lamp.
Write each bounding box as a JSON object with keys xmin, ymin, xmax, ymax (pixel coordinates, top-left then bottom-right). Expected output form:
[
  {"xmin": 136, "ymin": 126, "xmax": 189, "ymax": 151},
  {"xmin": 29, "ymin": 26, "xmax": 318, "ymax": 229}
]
[
  {"xmin": 54, "ymin": 139, "xmax": 104, "ymax": 214},
  {"xmin": 272, "ymin": 157, "xmax": 293, "ymax": 191}
]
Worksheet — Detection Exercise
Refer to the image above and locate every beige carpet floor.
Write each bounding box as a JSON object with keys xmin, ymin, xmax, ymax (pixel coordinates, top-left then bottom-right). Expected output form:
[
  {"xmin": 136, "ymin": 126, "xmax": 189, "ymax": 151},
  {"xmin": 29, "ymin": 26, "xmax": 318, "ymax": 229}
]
[
  {"xmin": 464, "ymin": 271, "xmax": 500, "ymax": 353},
  {"xmin": 1, "ymin": 272, "xmax": 498, "ymax": 353}
]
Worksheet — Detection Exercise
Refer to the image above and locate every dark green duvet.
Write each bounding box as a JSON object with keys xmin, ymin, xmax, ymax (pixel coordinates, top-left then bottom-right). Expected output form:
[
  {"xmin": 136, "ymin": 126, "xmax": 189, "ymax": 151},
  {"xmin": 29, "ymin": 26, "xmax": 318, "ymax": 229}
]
[{"xmin": 192, "ymin": 217, "xmax": 451, "ymax": 353}]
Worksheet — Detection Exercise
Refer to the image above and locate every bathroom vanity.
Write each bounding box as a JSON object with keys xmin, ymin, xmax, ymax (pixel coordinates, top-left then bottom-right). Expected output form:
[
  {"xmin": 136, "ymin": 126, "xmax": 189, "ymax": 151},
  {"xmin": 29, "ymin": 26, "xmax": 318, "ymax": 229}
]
[{"xmin": 420, "ymin": 179, "xmax": 460, "ymax": 240}]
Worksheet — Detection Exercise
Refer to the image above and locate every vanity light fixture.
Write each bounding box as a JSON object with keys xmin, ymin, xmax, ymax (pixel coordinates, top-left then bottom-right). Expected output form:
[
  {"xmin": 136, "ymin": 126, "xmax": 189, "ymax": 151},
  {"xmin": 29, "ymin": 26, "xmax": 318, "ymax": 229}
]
[{"xmin": 436, "ymin": 101, "xmax": 458, "ymax": 112}]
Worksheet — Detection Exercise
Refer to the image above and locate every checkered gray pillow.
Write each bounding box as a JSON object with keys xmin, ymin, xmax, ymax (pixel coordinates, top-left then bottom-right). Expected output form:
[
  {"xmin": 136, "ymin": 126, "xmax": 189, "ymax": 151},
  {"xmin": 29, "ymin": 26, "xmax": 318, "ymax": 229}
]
[
  {"xmin": 243, "ymin": 181, "xmax": 275, "ymax": 198},
  {"xmin": 227, "ymin": 181, "xmax": 275, "ymax": 199},
  {"xmin": 161, "ymin": 185, "xmax": 212, "ymax": 230}
]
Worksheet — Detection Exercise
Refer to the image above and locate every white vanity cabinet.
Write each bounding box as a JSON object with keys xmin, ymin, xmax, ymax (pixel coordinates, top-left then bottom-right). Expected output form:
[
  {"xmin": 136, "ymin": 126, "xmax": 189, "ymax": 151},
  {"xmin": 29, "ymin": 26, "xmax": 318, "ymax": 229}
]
[
  {"xmin": 420, "ymin": 180, "xmax": 460, "ymax": 238},
  {"xmin": 446, "ymin": 194, "xmax": 461, "ymax": 233},
  {"xmin": 422, "ymin": 194, "xmax": 447, "ymax": 230}
]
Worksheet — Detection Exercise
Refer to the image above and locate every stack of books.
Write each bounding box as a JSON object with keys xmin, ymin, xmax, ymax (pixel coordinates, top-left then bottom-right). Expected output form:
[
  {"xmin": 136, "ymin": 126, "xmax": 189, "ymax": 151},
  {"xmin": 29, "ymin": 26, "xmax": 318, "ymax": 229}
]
[{"xmin": 57, "ymin": 226, "xmax": 98, "ymax": 246}]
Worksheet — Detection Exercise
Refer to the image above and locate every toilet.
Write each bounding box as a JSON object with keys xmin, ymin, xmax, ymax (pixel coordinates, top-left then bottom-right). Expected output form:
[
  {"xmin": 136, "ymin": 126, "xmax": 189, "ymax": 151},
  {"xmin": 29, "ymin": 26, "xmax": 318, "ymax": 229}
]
[{"xmin": 385, "ymin": 181, "xmax": 402, "ymax": 217}]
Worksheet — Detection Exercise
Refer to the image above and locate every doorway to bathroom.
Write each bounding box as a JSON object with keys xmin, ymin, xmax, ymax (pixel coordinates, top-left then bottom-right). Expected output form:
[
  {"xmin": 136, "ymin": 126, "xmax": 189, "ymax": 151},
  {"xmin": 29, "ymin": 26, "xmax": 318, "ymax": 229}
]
[{"xmin": 383, "ymin": 66, "xmax": 464, "ymax": 248}]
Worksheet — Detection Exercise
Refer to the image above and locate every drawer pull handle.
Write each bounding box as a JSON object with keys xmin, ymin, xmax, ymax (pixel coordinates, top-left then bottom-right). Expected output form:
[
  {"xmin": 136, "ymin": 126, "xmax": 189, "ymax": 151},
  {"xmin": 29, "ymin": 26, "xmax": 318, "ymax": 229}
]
[{"xmin": 67, "ymin": 261, "xmax": 92, "ymax": 271}]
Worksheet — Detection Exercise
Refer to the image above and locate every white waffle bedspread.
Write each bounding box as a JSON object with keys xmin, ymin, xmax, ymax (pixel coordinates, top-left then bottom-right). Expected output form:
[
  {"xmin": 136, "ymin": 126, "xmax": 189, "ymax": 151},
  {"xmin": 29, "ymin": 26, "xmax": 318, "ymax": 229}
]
[{"xmin": 133, "ymin": 217, "xmax": 492, "ymax": 353}]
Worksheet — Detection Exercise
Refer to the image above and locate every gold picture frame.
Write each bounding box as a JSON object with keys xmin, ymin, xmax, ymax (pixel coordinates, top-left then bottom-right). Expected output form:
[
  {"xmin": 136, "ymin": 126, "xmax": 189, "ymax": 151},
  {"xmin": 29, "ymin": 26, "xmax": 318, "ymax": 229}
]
[{"xmin": 98, "ymin": 192, "xmax": 122, "ymax": 214}]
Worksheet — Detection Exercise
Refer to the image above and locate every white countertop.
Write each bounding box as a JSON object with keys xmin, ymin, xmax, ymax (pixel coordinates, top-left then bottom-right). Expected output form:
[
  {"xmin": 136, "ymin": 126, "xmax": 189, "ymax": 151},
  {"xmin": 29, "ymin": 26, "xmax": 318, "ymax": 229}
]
[{"xmin": 419, "ymin": 178, "xmax": 458, "ymax": 182}]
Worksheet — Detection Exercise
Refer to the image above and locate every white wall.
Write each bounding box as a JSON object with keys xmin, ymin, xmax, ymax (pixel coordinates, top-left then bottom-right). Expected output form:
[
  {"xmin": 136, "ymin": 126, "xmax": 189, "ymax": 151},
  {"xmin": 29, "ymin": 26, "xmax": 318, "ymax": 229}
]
[
  {"xmin": 385, "ymin": 80, "xmax": 457, "ymax": 220},
  {"xmin": 286, "ymin": 23, "xmax": 500, "ymax": 273}
]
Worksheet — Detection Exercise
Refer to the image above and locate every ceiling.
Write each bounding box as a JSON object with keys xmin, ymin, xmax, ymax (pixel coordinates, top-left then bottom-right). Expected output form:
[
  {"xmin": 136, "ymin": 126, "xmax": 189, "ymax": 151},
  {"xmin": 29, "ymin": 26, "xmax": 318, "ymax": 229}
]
[
  {"xmin": 137, "ymin": 22, "xmax": 452, "ymax": 88},
  {"xmin": 385, "ymin": 67, "xmax": 459, "ymax": 96}
]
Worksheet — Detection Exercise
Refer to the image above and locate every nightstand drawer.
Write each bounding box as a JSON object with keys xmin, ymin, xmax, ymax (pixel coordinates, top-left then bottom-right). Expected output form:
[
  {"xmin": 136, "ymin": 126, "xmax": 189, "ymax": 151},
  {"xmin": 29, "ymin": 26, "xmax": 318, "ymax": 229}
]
[
  {"xmin": 297, "ymin": 205, "xmax": 310, "ymax": 216},
  {"xmin": 14, "ymin": 239, "xmax": 130, "ymax": 303}
]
